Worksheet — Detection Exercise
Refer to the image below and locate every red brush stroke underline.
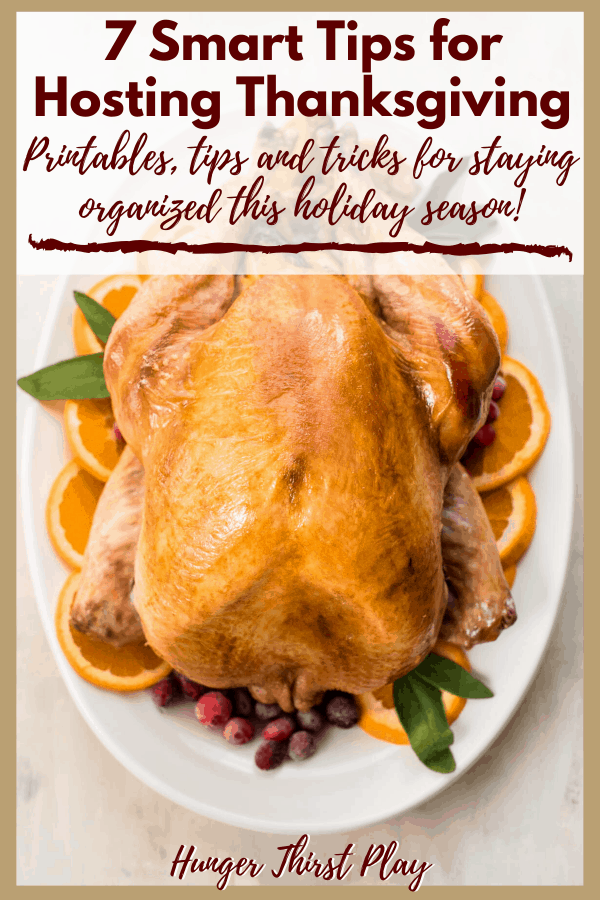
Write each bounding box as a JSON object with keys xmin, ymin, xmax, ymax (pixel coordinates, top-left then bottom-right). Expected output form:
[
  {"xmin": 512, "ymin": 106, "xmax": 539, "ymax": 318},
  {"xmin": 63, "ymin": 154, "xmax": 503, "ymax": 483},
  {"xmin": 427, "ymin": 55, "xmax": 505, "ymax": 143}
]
[{"xmin": 28, "ymin": 235, "xmax": 572, "ymax": 262}]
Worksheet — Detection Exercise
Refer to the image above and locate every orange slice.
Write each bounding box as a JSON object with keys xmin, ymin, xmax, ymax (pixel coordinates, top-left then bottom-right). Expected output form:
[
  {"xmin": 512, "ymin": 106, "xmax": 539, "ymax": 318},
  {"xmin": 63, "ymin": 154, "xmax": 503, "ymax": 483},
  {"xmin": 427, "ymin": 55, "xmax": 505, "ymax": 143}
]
[
  {"xmin": 357, "ymin": 641, "xmax": 469, "ymax": 745},
  {"xmin": 503, "ymin": 564, "xmax": 517, "ymax": 589},
  {"xmin": 480, "ymin": 289, "xmax": 509, "ymax": 356},
  {"xmin": 72, "ymin": 274, "xmax": 143, "ymax": 355},
  {"xmin": 46, "ymin": 460, "xmax": 105, "ymax": 569},
  {"xmin": 64, "ymin": 398, "xmax": 124, "ymax": 482},
  {"xmin": 463, "ymin": 356, "xmax": 551, "ymax": 493},
  {"xmin": 459, "ymin": 258, "xmax": 485, "ymax": 301},
  {"xmin": 55, "ymin": 572, "xmax": 172, "ymax": 691},
  {"xmin": 482, "ymin": 476, "xmax": 537, "ymax": 568}
]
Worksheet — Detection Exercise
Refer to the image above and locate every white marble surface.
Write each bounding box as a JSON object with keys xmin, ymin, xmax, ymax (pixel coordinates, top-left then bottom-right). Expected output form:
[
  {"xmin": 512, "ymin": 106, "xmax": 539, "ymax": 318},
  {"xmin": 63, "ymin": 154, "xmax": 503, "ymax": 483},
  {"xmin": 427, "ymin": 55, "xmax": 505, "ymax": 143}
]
[{"xmin": 17, "ymin": 275, "xmax": 583, "ymax": 886}]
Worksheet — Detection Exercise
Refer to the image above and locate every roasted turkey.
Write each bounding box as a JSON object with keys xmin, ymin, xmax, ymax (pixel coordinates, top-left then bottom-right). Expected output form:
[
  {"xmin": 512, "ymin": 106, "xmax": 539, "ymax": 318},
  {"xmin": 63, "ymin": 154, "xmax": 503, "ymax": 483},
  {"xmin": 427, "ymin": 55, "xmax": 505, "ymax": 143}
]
[{"xmin": 71, "ymin": 271, "xmax": 515, "ymax": 711}]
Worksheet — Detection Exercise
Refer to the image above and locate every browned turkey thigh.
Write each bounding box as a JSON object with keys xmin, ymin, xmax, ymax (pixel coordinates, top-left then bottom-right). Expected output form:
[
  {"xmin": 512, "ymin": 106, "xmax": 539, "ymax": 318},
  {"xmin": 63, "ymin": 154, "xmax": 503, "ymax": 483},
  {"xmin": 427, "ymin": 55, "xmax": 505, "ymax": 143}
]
[
  {"xmin": 439, "ymin": 463, "xmax": 516, "ymax": 648},
  {"xmin": 70, "ymin": 446, "xmax": 145, "ymax": 646}
]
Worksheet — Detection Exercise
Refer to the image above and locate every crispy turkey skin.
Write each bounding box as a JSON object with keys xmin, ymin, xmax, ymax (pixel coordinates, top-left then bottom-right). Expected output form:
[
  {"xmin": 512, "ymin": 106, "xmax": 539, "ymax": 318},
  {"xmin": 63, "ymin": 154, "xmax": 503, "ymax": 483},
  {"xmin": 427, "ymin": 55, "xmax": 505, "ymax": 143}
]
[{"xmin": 73, "ymin": 272, "xmax": 514, "ymax": 711}]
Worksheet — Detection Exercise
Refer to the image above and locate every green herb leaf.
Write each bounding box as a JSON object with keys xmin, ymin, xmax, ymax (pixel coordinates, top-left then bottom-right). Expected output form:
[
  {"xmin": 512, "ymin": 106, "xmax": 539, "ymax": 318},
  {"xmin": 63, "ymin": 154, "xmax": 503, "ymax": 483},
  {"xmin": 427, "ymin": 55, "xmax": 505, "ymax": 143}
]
[
  {"xmin": 393, "ymin": 672, "xmax": 454, "ymax": 769},
  {"xmin": 413, "ymin": 653, "xmax": 494, "ymax": 699},
  {"xmin": 420, "ymin": 745, "xmax": 456, "ymax": 774},
  {"xmin": 74, "ymin": 291, "xmax": 116, "ymax": 344},
  {"xmin": 17, "ymin": 353, "xmax": 109, "ymax": 400}
]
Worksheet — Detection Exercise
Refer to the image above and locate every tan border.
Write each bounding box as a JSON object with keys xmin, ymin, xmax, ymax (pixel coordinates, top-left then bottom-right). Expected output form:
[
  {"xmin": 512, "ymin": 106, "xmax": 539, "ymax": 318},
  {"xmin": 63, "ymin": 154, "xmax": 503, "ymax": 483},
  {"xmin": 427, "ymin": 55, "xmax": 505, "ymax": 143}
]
[{"xmin": 10, "ymin": 0, "xmax": 591, "ymax": 895}]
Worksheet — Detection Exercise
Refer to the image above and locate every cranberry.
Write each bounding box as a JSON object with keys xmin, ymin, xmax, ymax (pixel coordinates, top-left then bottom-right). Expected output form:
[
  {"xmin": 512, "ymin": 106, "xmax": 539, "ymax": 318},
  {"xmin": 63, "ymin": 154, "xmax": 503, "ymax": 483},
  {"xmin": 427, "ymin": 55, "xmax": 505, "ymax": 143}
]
[
  {"xmin": 289, "ymin": 731, "xmax": 317, "ymax": 761},
  {"xmin": 195, "ymin": 691, "xmax": 232, "ymax": 729},
  {"xmin": 473, "ymin": 423, "xmax": 496, "ymax": 447},
  {"xmin": 296, "ymin": 708, "xmax": 325, "ymax": 733},
  {"xmin": 255, "ymin": 739, "xmax": 288, "ymax": 771},
  {"xmin": 173, "ymin": 672, "xmax": 207, "ymax": 701},
  {"xmin": 492, "ymin": 375, "xmax": 506, "ymax": 401},
  {"xmin": 223, "ymin": 717, "xmax": 255, "ymax": 745},
  {"xmin": 113, "ymin": 424, "xmax": 124, "ymax": 442},
  {"xmin": 255, "ymin": 702, "xmax": 282, "ymax": 721},
  {"xmin": 326, "ymin": 694, "xmax": 359, "ymax": 729},
  {"xmin": 150, "ymin": 676, "xmax": 179, "ymax": 708},
  {"xmin": 486, "ymin": 400, "xmax": 500, "ymax": 424},
  {"xmin": 233, "ymin": 687, "xmax": 254, "ymax": 718},
  {"xmin": 262, "ymin": 716, "xmax": 295, "ymax": 742}
]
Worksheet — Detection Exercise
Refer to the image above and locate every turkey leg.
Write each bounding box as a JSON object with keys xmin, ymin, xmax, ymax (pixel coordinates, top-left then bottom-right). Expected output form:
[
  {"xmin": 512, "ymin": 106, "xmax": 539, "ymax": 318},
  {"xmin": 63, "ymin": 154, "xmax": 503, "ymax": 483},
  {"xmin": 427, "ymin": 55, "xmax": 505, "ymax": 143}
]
[
  {"xmin": 439, "ymin": 463, "xmax": 516, "ymax": 648},
  {"xmin": 70, "ymin": 446, "xmax": 145, "ymax": 646},
  {"xmin": 371, "ymin": 273, "xmax": 501, "ymax": 461}
]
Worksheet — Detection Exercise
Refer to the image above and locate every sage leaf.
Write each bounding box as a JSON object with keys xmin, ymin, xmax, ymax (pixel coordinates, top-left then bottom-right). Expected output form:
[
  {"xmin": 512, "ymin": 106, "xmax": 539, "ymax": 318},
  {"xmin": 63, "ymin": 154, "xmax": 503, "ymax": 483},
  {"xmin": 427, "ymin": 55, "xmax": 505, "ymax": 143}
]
[
  {"xmin": 393, "ymin": 672, "xmax": 454, "ymax": 766},
  {"xmin": 17, "ymin": 353, "xmax": 109, "ymax": 400},
  {"xmin": 74, "ymin": 291, "xmax": 116, "ymax": 344},
  {"xmin": 420, "ymin": 745, "xmax": 456, "ymax": 774},
  {"xmin": 413, "ymin": 653, "xmax": 494, "ymax": 699}
]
